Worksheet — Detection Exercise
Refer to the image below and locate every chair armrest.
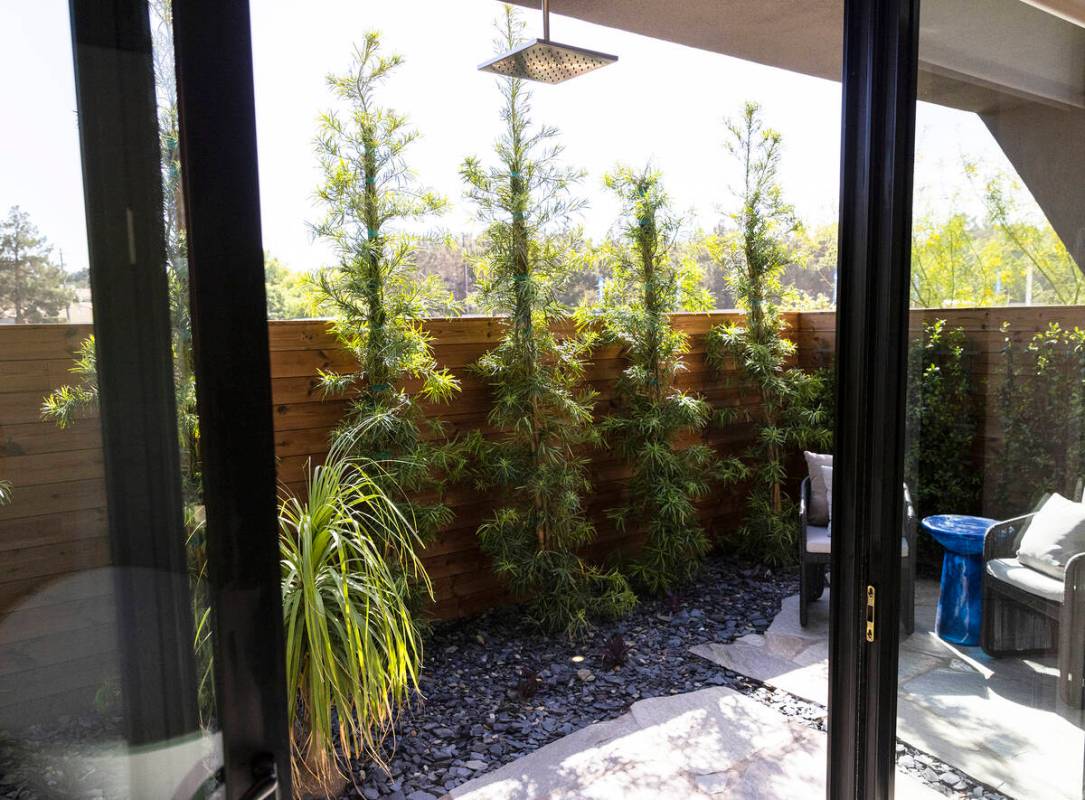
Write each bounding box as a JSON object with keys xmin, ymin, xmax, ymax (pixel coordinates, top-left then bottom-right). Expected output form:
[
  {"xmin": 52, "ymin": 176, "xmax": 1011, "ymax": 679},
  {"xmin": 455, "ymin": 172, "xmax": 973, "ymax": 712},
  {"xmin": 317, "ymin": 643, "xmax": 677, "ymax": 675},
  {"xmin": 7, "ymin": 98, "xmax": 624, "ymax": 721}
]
[
  {"xmin": 983, "ymin": 514, "xmax": 1034, "ymax": 563},
  {"xmin": 798, "ymin": 477, "xmax": 810, "ymax": 561},
  {"xmin": 1064, "ymin": 552, "xmax": 1085, "ymax": 605},
  {"xmin": 902, "ymin": 483, "xmax": 917, "ymax": 549},
  {"xmin": 800, "ymin": 477, "xmax": 810, "ymax": 526}
]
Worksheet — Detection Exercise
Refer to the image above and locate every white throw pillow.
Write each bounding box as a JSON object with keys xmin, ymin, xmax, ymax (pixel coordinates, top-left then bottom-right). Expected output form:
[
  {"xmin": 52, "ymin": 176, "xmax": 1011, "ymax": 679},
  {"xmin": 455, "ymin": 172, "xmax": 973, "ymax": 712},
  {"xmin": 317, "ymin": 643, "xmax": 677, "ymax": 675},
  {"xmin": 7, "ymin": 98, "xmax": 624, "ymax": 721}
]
[
  {"xmin": 821, "ymin": 464, "xmax": 833, "ymax": 524},
  {"xmin": 804, "ymin": 451, "xmax": 833, "ymax": 526},
  {"xmin": 1016, "ymin": 492, "xmax": 1085, "ymax": 580}
]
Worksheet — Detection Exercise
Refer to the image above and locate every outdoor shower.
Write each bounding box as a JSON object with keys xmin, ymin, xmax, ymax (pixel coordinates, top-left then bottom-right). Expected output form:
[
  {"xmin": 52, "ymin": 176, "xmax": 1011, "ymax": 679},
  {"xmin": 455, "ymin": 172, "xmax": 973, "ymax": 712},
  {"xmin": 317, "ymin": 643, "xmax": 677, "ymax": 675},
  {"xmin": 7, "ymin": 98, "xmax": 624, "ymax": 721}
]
[{"xmin": 478, "ymin": 0, "xmax": 618, "ymax": 84}]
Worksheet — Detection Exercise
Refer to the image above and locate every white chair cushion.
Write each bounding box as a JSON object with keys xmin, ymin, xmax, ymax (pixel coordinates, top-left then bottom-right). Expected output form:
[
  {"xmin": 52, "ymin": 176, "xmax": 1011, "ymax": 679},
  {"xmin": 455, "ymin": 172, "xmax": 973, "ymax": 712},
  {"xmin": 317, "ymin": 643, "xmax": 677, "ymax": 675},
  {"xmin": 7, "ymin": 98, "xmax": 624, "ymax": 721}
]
[
  {"xmin": 987, "ymin": 557, "xmax": 1064, "ymax": 603},
  {"xmin": 821, "ymin": 465, "xmax": 833, "ymax": 523},
  {"xmin": 804, "ymin": 452, "xmax": 833, "ymax": 526},
  {"xmin": 805, "ymin": 525, "xmax": 908, "ymax": 557},
  {"xmin": 1016, "ymin": 493, "xmax": 1085, "ymax": 580}
]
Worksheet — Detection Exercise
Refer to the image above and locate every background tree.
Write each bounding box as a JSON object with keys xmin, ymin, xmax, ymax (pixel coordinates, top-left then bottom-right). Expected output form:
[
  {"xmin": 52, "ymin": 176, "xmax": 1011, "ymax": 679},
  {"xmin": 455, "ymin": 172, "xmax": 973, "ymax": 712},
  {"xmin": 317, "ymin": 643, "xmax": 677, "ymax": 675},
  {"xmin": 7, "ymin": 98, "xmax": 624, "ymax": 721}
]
[
  {"xmin": 264, "ymin": 253, "xmax": 314, "ymax": 320},
  {"xmin": 910, "ymin": 213, "xmax": 1006, "ymax": 308},
  {"xmin": 462, "ymin": 7, "xmax": 635, "ymax": 637},
  {"xmin": 980, "ymin": 168, "xmax": 1085, "ymax": 306},
  {"xmin": 706, "ymin": 102, "xmax": 831, "ymax": 565},
  {"xmin": 597, "ymin": 166, "xmax": 742, "ymax": 595},
  {"xmin": 311, "ymin": 33, "xmax": 466, "ymax": 545},
  {"xmin": 0, "ymin": 207, "xmax": 75, "ymax": 323}
]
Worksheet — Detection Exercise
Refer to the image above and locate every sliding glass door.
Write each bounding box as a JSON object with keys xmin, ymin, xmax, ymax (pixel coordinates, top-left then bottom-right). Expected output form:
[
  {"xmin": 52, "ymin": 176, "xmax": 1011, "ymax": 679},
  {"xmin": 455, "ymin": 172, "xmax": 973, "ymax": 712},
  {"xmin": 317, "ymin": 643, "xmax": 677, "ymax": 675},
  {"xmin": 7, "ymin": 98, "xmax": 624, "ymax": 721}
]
[
  {"xmin": 893, "ymin": 1, "xmax": 1085, "ymax": 799},
  {"xmin": 833, "ymin": 0, "xmax": 1085, "ymax": 798},
  {"xmin": 0, "ymin": 1, "xmax": 287, "ymax": 798}
]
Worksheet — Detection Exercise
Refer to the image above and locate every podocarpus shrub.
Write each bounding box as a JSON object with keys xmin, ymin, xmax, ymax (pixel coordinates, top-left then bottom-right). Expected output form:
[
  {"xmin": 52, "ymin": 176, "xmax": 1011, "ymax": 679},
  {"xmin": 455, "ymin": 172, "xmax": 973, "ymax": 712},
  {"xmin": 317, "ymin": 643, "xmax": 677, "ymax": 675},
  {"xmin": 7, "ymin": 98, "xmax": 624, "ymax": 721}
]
[
  {"xmin": 597, "ymin": 166, "xmax": 745, "ymax": 595},
  {"xmin": 461, "ymin": 7, "xmax": 636, "ymax": 637},
  {"xmin": 706, "ymin": 102, "xmax": 832, "ymax": 566},
  {"xmin": 995, "ymin": 322, "xmax": 1085, "ymax": 517},
  {"xmin": 904, "ymin": 319, "xmax": 979, "ymax": 574},
  {"xmin": 312, "ymin": 33, "xmax": 468, "ymax": 543}
]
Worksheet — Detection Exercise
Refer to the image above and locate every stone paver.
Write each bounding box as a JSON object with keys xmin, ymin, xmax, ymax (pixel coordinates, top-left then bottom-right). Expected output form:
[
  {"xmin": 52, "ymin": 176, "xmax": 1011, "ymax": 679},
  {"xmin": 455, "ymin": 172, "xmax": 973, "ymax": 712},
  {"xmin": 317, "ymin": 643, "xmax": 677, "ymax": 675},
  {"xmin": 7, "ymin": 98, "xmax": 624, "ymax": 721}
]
[
  {"xmin": 692, "ymin": 580, "xmax": 1085, "ymax": 800},
  {"xmin": 447, "ymin": 686, "xmax": 940, "ymax": 800}
]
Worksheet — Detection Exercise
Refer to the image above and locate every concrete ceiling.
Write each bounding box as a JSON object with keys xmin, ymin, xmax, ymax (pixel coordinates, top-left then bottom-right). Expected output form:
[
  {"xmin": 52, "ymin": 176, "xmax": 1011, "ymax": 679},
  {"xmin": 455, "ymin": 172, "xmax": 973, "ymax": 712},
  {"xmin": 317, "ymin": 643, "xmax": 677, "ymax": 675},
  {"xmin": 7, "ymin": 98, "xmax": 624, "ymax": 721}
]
[
  {"xmin": 512, "ymin": 0, "xmax": 1085, "ymax": 267},
  {"xmin": 514, "ymin": 0, "xmax": 1085, "ymax": 111}
]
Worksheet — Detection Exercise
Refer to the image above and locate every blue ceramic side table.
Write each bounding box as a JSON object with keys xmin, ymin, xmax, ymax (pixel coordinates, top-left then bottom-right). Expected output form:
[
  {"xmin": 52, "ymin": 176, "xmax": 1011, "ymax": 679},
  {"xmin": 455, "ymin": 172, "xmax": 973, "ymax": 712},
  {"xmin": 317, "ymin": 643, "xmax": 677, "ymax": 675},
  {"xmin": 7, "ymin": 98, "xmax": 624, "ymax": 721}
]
[{"xmin": 921, "ymin": 514, "xmax": 997, "ymax": 645}]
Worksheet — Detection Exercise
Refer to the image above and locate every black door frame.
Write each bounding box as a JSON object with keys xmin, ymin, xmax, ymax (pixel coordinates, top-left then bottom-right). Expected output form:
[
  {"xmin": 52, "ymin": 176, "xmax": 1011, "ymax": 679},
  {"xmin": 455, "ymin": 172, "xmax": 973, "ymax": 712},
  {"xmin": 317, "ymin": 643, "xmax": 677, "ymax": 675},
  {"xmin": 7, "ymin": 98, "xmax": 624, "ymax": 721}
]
[
  {"xmin": 172, "ymin": 1, "xmax": 292, "ymax": 798},
  {"xmin": 69, "ymin": 0, "xmax": 199, "ymax": 748},
  {"xmin": 68, "ymin": 0, "xmax": 290, "ymax": 798},
  {"xmin": 829, "ymin": 0, "xmax": 922, "ymax": 798}
]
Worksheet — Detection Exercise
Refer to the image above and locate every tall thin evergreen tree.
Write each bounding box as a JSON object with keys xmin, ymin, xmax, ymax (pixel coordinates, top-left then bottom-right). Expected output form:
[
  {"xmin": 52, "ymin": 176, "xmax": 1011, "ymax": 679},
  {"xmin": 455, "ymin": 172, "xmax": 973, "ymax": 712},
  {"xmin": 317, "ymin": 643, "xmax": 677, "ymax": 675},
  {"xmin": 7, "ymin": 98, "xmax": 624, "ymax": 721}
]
[
  {"xmin": 599, "ymin": 166, "xmax": 744, "ymax": 594},
  {"xmin": 707, "ymin": 103, "xmax": 831, "ymax": 565},
  {"xmin": 313, "ymin": 32, "xmax": 466, "ymax": 543},
  {"xmin": 461, "ymin": 7, "xmax": 635, "ymax": 636}
]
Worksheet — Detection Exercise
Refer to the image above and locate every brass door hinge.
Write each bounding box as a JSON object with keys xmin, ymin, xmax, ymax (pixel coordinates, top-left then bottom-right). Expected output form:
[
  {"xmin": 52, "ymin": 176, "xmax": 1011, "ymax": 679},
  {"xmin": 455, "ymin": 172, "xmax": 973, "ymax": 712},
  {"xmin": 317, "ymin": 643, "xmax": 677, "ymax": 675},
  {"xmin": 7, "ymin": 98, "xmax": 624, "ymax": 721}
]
[{"xmin": 865, "ymin": 585, "xmax": 876, "ymax": 642}]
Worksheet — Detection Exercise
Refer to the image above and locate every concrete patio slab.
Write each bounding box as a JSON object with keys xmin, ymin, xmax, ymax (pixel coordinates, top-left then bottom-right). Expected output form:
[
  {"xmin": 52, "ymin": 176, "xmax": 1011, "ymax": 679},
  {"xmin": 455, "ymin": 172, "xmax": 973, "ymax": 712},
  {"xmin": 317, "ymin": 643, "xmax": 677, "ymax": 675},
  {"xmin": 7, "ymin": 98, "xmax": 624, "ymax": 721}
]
[
  {"xmin": 691, "ymin": 580, "xmax": 1085, "ymax": 800},
  {"xmin": 447, "ymin": 686, "xmax": 941, "ymax": 800}
]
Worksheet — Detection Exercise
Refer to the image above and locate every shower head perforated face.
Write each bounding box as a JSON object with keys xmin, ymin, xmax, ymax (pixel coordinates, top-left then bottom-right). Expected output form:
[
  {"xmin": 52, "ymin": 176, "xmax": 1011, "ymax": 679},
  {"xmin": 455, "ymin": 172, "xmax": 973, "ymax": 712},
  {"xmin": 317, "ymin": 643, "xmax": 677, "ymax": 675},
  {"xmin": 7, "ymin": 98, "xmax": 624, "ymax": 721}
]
[{"xmin": 479, "ymin": 38, "xmax": 617, "ymax": 84}]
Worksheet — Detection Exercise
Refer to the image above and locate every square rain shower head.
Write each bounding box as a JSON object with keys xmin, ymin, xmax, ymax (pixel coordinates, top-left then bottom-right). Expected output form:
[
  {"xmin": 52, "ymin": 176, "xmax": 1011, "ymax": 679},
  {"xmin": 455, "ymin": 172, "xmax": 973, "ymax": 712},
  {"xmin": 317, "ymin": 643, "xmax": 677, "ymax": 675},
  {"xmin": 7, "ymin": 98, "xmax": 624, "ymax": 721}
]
[{"xmin": 479, "ymin": 39, "xmax": 617, "ymax": 84}]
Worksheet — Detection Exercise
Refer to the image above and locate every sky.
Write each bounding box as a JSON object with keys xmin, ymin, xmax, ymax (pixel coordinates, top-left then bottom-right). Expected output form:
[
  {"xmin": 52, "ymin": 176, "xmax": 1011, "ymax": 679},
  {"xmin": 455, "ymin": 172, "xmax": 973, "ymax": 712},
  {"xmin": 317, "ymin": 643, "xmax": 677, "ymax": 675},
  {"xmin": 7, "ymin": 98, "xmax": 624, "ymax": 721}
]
[{"xmin": 1, "ymin": 0, "xmax": 1023, "ymax": 276}]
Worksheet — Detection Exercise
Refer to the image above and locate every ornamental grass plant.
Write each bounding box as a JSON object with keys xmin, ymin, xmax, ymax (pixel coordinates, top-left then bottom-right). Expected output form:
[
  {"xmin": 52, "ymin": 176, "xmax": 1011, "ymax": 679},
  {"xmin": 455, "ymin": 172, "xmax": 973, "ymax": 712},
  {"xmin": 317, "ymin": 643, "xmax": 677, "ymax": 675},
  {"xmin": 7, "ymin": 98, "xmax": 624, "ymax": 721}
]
[{"xmin": 279, "ymin": 447, "xmax": 430, "ymax": 798}]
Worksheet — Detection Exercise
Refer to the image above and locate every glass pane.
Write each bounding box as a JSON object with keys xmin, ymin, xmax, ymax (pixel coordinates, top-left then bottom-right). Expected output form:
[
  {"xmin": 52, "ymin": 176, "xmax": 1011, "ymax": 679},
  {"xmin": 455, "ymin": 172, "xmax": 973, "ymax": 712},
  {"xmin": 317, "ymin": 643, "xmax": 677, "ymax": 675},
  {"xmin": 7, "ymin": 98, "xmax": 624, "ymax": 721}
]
[
  {"xmin": 899, "ymin": 2, "xmax": 1085, "ymax": 798},
  {"xmin": 0, "ymin": 2, "xmax": 221, "ymax": 797}
]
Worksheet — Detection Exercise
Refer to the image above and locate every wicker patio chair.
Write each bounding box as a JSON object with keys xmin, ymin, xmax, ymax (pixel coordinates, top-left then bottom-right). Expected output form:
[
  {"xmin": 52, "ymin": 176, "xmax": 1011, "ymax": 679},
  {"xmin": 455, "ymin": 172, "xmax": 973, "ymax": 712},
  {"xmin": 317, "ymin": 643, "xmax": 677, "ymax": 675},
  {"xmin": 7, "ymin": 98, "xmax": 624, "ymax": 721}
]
[
  {"xmin": 981, "ymin": 513, "xmax": 1085, "ymax": 707},
  {"xmin": 798, "ymin": 477, "xmax": 916, "ymax": 634}
]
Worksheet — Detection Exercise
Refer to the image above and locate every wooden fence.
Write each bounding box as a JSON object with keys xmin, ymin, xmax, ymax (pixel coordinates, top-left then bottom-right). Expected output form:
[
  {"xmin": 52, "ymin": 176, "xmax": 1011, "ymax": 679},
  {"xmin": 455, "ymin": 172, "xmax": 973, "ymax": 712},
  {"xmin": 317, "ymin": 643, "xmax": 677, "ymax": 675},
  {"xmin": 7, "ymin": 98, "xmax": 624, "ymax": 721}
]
[{"xmin": 1, "ymin": 306, "xmax": 1082, "ymax": 724}]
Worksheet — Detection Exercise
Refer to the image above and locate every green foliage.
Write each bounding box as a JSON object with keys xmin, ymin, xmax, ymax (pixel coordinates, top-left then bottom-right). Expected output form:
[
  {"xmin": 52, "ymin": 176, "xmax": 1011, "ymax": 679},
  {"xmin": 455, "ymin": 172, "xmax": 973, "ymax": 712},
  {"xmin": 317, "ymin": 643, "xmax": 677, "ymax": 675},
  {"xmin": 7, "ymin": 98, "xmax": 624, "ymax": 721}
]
[
  {"xmin": 995, "ymin": 322, "xmax": 1085, "ymax": 517},
  {"xmin": 311, "ymin": 32, "xmax": 467, "ymax": 544},
  {"xmin": 904, "ymin": 320, "xmax": 979, "ymax": 573},
  {"xmin": 787, "ymin": 223, "xmax": 837, "ymax": 310},
  {"xmin": 280, "ymin": 451, "xmax": 429, "ymax": 796},
  {"xmin": 265, "ymin": 254, "xmax": 315, "ymax": 320},
  {"xmin": 904, "ymin": 320, "xmax": 979, "ymax": 517},
  {"xmin": 705, "ymin": 102, "xmax": 831, "ymax": 565},
  {"xmin": 0, "ymin": 206, "xmax": 75, "ymax": 323},
  {"xmin": 978, "ymin": 167, "xmax": 1085, "ymax": 306},
  {"xmin": 596, "ymin": 165, "xmax": 741, "ymax": 595},
  {"xmin": 462, "ymin": 7, "xmax": 635, "ymax": 637},
  {"xmin": 910, "ymin": 214, "xmax": 1007, "ymax": 308},
  {"xmin": 908, "ymin": 161, "xmax": 1084, "ymax": 309},
  {"xmin": 40, "ymin": 336, "xmax": 99, "ymax": 428},
  {"xmin": 184, "ymin": 506, "xmax": 215, "ymax": 726}
]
